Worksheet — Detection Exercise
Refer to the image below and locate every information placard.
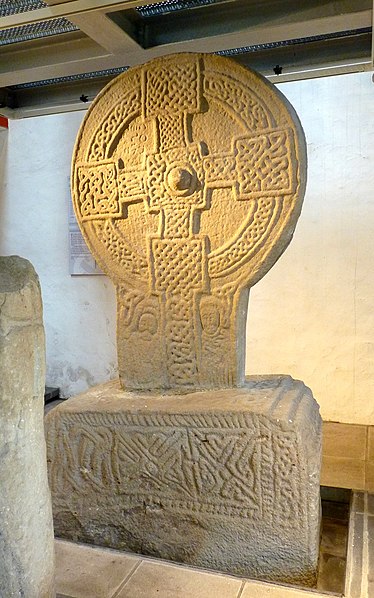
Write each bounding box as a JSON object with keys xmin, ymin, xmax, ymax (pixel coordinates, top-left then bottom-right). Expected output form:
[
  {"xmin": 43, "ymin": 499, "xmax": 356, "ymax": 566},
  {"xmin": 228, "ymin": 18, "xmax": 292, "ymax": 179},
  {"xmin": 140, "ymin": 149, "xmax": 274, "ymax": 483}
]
[{"xmin": 68, "ymin": 179, "xmax": 104, "ymax": 275}]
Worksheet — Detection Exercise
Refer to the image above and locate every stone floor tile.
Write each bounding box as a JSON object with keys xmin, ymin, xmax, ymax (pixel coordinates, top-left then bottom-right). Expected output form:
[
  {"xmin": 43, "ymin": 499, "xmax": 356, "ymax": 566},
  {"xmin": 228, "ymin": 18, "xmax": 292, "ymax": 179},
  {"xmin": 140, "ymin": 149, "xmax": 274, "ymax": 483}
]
[
  {"xmin": 55, "ymin": 539, "xmax": 140, "ymax": 598},
  {"xmin": 240, "ymin": 580, "xmax": 325, "ymax": 597},
  {"xmin": 116, "ymin": 559, "xmax": 242, "ymax": 598},
  {"xmin": 368, "ymin": 515, "xmax": 374, "ymax": 592}
]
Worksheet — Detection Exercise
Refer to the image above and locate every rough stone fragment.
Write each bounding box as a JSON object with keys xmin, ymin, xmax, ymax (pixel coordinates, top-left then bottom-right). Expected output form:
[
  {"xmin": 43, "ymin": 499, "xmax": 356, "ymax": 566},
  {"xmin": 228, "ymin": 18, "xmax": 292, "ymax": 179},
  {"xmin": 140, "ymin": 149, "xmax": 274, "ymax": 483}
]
[
  {"xmin": 0, "ymin": 256, "xmax": 55, "ymax": 598},
  {"xmin": 71, "ymin": 53, "xmax": 307, "ymax": 392},
  {"xmin": 46, "ymin": 375, "xmax": 321, "ymax": 586}
]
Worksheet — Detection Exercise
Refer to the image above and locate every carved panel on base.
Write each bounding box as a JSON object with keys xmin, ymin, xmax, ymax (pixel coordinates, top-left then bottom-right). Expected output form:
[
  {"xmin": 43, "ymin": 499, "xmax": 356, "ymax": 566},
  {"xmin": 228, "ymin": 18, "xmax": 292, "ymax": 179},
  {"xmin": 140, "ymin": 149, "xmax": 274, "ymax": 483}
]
[{"xmin": 46, "ymin": 376, "xmax": 321, "ymax": 586}]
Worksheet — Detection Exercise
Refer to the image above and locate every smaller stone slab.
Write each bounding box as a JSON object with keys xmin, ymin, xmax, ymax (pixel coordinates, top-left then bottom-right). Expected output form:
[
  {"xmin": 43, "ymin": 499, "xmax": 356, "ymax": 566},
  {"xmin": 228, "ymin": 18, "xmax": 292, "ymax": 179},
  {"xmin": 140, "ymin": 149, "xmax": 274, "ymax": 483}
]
[
  {"xmin": 46, "ymin": 375, "xmax": 321, "ymax": 586},
  {"xmin": 0, "ymin": 256, "xmax": 55, "ymax": 598}
]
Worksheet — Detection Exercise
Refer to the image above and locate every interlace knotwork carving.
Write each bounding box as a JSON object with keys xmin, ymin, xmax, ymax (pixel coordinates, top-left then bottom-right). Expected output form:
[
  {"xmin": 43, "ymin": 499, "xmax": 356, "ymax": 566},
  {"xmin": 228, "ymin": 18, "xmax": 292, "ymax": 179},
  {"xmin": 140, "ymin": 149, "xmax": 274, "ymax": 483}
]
[
  {"xmin": 163, "ymin": 207, "xmax": 191, "ymax": 239},
  {"xmin": 95, "ymin": 221, "xmax": 148, "ymax": 278},
  {"xmin": 203, "ymin": 74, "xmax": 271, "ymax": 130},
  {"xmin": 157, "ymin": 113, "xmax": 186, "ymax": 152},
  {"xmin": 273, "ymin": 431, "xmax": 302, "ymax": 525},
  {"xmin": 144, "ymin": 61, "xmax": 201, "ymax": 117},
  {"xmin": 166, "ymin": 295, "xmax": 197, "ymax": 386},
  {"xmin": 118, "ymin": 168, "xmax": 147, "ymax": 204},
  {"xmin": 87, "ymin": 88, "xmax": 141, "ymax": 161},
  {"xmin": 47, "ymin": 408, "xmax": 302, "ymax": 523},
  {"xmin": 72, "ymin": 53, "xmax": 306, "ymax": 390},
  {"xmin": 235, "ymin": 129, "xmax": 296, "ymax": 198},
  {"xmin": 77, "ymin": 163, "xmax": 120, "ymax": 220}
]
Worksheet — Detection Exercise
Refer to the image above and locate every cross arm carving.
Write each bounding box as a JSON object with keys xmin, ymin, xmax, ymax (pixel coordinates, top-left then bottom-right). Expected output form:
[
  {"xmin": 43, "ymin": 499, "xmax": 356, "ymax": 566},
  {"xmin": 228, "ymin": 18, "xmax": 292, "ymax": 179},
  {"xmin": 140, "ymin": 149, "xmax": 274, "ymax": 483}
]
[
  {"xmin": 73, "ymin": 160, "xmax": 147, "ymax": 221},
  {"xmin": 203, "ymin": 127, "xmax": 297, "ymax": 201}
]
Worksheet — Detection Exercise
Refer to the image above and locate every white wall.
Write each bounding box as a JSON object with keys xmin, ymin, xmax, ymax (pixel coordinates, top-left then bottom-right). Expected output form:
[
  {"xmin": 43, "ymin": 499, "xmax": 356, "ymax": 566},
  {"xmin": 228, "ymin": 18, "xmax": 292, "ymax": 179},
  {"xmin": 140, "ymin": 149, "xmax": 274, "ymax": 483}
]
[
  {"xmin": 0, "ymin": 111, "xmax": 117, "ymax": 396},
  {"xmin": 247, "ymin": 72, "xmax": 374, "ymax": 425},
  {"xmin": 1, "ymin": 71, "xmax": 373, "ymax": 424}
]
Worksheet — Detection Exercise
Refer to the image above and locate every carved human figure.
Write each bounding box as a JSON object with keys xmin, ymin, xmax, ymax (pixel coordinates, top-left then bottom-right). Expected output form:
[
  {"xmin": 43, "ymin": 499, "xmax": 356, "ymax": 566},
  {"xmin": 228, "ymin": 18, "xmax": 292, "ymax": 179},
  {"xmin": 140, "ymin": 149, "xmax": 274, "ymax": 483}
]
[
  {"xmin": 200, "ymin": 296, "xmax": 221, "ymax": 336},
  {"xmin": 199, "ymin": 295, "xmax": 230, "ymax": 385},
  {"xmin": 72, "ymin": 53, "xmax": 306, "ymax": 391}
]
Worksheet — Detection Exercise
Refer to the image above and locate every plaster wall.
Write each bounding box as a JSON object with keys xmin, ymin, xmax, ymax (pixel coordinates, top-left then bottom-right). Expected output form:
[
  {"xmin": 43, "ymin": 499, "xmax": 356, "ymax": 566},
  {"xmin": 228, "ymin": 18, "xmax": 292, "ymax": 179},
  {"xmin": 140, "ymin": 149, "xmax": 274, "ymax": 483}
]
[
  {"xmin": 0, "ymin": 111, "xmax": 117, "ymax": 396},
  {"xmin": 0, "ymin": 71, "xmax": 373, "ymax": 424},
  {"xmin": 247, "ymin": 72, "xmax": 374, "ymax": 425}
]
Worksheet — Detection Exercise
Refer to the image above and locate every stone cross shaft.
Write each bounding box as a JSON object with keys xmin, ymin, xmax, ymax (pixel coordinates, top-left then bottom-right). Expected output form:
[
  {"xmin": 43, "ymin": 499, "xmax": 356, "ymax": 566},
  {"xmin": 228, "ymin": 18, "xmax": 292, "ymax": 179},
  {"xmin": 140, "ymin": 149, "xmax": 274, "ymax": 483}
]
[{"xmin": 72, "ymin": 54, "xmax": 306, "ymax": 391}]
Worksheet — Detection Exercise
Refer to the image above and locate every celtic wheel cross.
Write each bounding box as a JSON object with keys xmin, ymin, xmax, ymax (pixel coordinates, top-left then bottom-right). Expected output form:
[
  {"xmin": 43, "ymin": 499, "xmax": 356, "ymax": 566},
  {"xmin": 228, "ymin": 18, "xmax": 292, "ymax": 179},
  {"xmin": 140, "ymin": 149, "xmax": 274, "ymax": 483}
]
[{"xmin": 72, "ymin": 54, "xmax": 306, "ymax": 392}]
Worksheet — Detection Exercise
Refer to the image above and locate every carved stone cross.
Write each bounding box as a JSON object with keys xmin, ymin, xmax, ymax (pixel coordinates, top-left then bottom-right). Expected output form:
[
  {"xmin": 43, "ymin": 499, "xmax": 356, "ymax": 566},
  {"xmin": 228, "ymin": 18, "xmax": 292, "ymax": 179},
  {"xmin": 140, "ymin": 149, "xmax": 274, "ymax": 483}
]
[{"xmin": 72, "ymin": 54, "xmax": 306, "ymax": 391}]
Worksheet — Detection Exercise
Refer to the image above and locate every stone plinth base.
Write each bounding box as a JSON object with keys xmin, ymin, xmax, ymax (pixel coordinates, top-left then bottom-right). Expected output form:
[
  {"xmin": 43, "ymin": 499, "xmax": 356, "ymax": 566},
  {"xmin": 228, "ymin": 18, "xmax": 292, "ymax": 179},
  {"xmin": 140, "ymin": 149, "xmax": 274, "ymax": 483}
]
[{"xmin": 45, "ymin": 375, "xmax": 321, "ymax": 586}]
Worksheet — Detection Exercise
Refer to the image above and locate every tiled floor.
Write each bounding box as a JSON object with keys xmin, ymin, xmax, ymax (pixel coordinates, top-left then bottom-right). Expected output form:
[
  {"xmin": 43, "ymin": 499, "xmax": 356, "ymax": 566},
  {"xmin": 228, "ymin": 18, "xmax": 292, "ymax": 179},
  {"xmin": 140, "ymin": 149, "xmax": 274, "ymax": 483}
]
[
  {"xmin": 54, "ymin": 493, "xmax": 374, "ymax": 598},
  {"xmin": 54, "ymin": 539, "xmax": 326, "ymax": 598}
]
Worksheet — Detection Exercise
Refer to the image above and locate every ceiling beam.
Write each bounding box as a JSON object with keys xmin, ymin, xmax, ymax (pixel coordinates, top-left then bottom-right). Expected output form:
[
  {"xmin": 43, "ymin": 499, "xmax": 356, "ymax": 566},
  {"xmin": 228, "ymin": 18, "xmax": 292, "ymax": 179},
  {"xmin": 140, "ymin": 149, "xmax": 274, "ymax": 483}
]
[
  {"xmin": 0, "ymin": 33, "xmax": 120, "ymax": 87},
  {"xmin": 268, "ymin": 58, "xmax": 372, "ymax": 84},
  {"xmin": 42, "ymin": 0, "xmax": 146, "ymax": 55},
  {"xmin": 0, "ymin": 0, "xmax": 160, "ymax": 30},
  {"xmin": 1, "ymin": 9, "xmax": 372, "ymax": 86},
  {"xmin": 67, "ymin": 12, "xmax": 142, "ymax": 55},
  {"xmin": 0, "ymin": 1, "xmax": 372, "ymax": 88},
  {"xmin": 0, "ymin": 0, "xmax": 371, "ymax": 33},
  {"xmin": 2, "ymin": 57, "xmax": 371, "ymax": 121},
  {"xmin": 118, "ymin": 10, "xmax": 372, "ymax": 65}
]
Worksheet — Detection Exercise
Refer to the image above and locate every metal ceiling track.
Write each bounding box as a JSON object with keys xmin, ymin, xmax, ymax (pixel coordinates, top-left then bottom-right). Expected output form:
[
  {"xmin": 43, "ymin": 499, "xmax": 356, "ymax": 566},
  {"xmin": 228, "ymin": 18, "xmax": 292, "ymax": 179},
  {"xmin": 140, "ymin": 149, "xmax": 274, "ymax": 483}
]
[{"xmin": 0, "ymin": 0, "xmax": 373, "ymax": 118}]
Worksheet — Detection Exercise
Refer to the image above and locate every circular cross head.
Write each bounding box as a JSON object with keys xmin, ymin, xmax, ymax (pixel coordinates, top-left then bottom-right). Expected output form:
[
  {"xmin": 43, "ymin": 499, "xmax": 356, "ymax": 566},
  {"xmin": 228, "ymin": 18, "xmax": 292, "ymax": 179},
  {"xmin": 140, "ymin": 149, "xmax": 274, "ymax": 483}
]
[{"xmin": 71, "ymin": 53, "xmax": 307, "ymax": 391}]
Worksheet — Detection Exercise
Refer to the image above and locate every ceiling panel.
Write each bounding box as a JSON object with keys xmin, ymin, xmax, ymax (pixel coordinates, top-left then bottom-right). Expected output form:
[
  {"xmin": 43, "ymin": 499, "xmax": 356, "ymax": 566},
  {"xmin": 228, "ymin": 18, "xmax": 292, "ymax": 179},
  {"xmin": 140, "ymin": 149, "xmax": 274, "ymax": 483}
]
[{"xmin": 0, "ymin": 0, "xmax": 372, "ymax": 118}]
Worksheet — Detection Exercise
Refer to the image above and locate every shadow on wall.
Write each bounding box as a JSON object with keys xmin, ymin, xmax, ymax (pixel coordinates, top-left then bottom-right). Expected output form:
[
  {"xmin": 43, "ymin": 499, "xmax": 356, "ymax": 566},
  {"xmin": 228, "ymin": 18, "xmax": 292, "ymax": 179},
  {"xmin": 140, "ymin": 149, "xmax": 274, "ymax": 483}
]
[{"xmin": 47, "ymin": 361, "xmax": 118, "ymax": 398}]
